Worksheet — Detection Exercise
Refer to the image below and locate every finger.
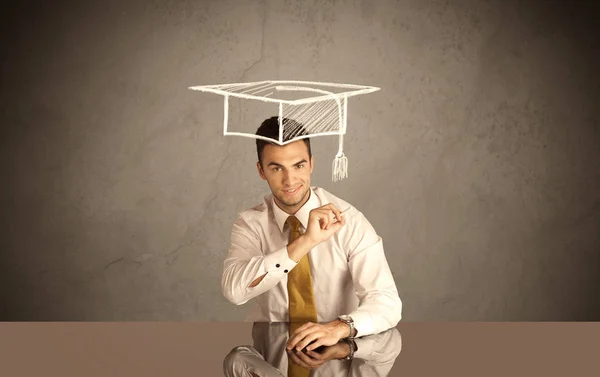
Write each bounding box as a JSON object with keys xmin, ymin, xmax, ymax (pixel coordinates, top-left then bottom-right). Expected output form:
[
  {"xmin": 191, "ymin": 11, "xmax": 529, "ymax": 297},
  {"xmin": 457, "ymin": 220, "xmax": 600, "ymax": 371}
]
[
  {"xmin": 292, "ymin": 322, "xmax": 315, "ymax": 336},
  {"xmin": 319, "ymin": 209, "xmax": 335, "ymax": 230},
  {"xmin": 319, "ymin": 217, "xmax": 329, "ymax": 231},
  {"xmin": 286, "ymin": 328, "xmax": 315, "ymax": 350},
  {"xmin": 292, "ymin": 327, "xmax": 321, "ymax": 350},
  {"xmin": 325, "ymin": 220, "xmax": 345, "ymax": 234},
  {"xmin": 305, "ymin": 338, "xmax": 325, "ymax": 352},
  {"xmin": 311, "ymin": 210, "xmax": 330, "ymax": 230},
  {"xmin": 332, "ymin": 210, "xmax": 347, "ymax": 225},
  {"xmin": 288, "ymin": 350, "xmax": 312, "ymax": 369},
  {"xmin": 305, "ymin": 349, "xmax": 325, "ymax": 360},
  {"xmin": 325, "ymin": 204, "xmax": 345, "ymax": 222},
  {"xmin": 295, "ymin": 332, "xmax": 321, "ymax": 351},
  {"xmin": 295, "ymin": 350, "xmax": 323, "ymax": 368},
  {"xmin": 329, "ymin": 206, "xmax": 343, "ymax": 223},
  {"xmin": 288, "ymin": 351, "xmax": 306, "ymax": 368},
  {"xmin": 287, "ymin": 323, "xmax": 315, "ymax": 350},
  {"xmin": 337, "ymin": 211, "xmax": 347, "ymax": 225},
  {"xmin": 287, "ymin": 333, "xmax": 304, "ymax": 350},
  {"xmin": 327, "ymin": 210, "xmax": 336, "ymax": 230},
  {"xmin": 317, "ymin": 210, "xmax": 333, "ymax": 230},
  {"xmin": 329, "ymin": 220, "xmax": 344, "ymax": 231},
  {"xmin": 340, "ymin": 214, "xmax": 347, "ymax": 225},
  {"xmin": 287, "ymin": 333, "xmax": 303, "ymax": 350},
  {"xmin": 296, "ymin": 349, "xmax": 316, "ymax": 364},
  {"xmin": 323, "ymin": 203, "xmax": 341, "ymax": 213}
]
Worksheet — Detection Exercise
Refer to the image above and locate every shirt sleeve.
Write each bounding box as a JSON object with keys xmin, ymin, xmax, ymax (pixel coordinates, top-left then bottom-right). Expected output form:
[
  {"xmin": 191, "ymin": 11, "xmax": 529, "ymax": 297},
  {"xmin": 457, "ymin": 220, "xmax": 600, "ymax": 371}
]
[
  {"xmin": 339, "ymin": 209, "xmax": 403, "ymax": 337},
  {"xmin": 222, "ymin": 215, "xmax": 298, "ymax": 305},
  {"xmin": 350, "ymin": 327, "xmax": 402, "ymax": 375}
]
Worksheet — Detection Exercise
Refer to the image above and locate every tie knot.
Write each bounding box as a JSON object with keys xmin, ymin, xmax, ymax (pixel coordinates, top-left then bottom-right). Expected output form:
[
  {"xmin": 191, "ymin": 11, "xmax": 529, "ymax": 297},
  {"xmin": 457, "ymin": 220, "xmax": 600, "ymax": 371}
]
[{"xmin": 286, "ymin": 216, "xmax": 301, "ymax": 232}]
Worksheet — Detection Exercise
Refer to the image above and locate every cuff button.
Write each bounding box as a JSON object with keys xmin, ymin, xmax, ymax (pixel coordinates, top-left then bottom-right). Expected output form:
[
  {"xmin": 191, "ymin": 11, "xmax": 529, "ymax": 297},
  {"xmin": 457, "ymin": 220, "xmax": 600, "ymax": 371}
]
[
  {"xmin": 276, "ymin": 264, "xmax": 280, "ymax": 268},
  {"xmin": 284, "ymin": 269, "xmax": 288, "ymax": 273}
]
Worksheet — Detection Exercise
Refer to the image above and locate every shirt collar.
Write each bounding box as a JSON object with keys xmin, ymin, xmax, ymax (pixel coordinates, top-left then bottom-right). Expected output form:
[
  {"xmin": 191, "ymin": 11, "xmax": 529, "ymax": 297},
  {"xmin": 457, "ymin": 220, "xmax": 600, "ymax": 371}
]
[{"xmin": 272, "ymin": 186, "xmax": 320, "ymax": 233}]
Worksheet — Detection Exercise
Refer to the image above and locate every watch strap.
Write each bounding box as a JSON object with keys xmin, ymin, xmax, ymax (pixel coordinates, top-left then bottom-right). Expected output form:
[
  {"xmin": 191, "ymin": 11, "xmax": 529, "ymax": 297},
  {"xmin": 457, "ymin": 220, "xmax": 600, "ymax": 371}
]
[
  {"xmin": 339, "ymin": 338, "xmax": 355, "ymax": 360},
  {"xmin": 338, "ymin": 315, "xmax": 356, "ymax": 339}
]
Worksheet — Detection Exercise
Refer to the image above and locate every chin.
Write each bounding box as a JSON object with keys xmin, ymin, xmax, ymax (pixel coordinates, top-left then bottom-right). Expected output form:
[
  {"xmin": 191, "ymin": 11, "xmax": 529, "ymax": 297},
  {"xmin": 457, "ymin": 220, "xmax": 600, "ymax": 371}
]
[
  {"xmin": 278, "ymin": 189, "xmax": 307, "ymax": 207},
  {"xmin": 279, "ymin": 197, "xmax": 301, "ymax": 207}
]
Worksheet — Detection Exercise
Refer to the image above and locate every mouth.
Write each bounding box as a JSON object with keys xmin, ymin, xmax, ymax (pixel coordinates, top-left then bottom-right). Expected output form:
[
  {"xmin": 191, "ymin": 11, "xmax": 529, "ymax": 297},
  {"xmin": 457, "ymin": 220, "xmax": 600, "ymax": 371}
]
[{"xmin": 283, "ymin": 185, "xmax": 301, "ymax": 195}]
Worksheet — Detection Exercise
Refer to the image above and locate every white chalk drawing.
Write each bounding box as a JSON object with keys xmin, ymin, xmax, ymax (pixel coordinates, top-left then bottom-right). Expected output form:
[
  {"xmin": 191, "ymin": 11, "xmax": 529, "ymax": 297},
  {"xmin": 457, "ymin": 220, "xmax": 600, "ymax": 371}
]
[{"xmin": 188, "ymin": 80, "xmax": 380, "ymax": 182}]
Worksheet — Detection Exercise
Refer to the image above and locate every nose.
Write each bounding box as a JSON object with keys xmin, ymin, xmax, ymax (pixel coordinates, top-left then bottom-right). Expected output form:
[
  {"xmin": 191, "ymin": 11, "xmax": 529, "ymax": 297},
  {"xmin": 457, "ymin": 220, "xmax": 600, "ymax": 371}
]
[{"xmin": 282, "ymin": 169, "xmax": 295, "ymax": 185}]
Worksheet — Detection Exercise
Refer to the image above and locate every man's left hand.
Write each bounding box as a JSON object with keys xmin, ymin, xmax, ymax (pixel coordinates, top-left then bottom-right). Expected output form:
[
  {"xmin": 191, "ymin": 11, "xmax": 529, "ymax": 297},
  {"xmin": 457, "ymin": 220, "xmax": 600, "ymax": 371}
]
[{"xmin": 286, "ymin": 321, "xmax": 349, "ymax": 352}]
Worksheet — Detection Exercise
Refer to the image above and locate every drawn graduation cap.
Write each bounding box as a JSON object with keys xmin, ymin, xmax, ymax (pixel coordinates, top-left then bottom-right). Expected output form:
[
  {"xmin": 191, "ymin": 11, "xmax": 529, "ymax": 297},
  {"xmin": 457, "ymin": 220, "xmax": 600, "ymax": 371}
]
[{"xmin": 188, "ymin": 80, "xmax": 380, "ymax": 182}]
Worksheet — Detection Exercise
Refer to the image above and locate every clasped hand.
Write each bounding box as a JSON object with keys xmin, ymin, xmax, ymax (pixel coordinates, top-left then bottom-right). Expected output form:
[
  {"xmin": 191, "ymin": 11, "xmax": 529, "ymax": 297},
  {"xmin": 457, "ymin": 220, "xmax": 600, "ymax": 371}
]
[
  {"xmin": 285, "ymin": 322, "xmax": 351, "ymax": 369},
  {"xmin": 286, "ymin": 341, "xmax": 351, "ymax": 369},
  {"xmin": 286, "ymin": 321, "xmax": 349, "ymax": 352}
]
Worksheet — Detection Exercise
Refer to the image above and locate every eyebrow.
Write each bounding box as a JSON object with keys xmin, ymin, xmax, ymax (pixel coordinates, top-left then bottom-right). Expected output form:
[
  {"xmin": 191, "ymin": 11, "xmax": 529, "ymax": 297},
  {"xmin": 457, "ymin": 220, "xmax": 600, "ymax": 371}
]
[{"xmin": 267, "ymin": 159, "xmax": 308, "ymax": 168}]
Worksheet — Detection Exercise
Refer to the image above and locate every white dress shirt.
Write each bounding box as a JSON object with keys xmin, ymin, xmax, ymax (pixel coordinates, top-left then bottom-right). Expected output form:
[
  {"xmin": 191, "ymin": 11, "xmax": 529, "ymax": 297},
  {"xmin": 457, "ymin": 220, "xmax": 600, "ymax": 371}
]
[
  {"xmin": 222, "ymin": 322, "xmax": 403, "ymax": 377},
  {"xmin": 222, "ymin": 186, "xmax": 402, "ymax": 337}
]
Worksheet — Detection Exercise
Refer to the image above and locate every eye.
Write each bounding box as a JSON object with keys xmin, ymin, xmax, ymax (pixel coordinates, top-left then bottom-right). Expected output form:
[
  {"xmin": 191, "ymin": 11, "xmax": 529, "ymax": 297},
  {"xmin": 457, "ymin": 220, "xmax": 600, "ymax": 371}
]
[
  {"xmin": 272, "ymin": 167, "xmax": 281, "ymax": 172},
  {"xmin": 297, "ymin": 164, "xmax": 304, "ymax": 169}
]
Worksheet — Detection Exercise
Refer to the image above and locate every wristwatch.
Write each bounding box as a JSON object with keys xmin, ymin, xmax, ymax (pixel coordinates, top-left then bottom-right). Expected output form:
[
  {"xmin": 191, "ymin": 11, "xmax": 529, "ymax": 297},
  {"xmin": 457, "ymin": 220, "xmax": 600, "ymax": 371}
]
[
  {"xmin": 337, "ymin": 315, "xmax": 356, "ymax": 339},
  {"xmin": 338, "ymin": 337, "xmax": 356, "ymax": 361}
]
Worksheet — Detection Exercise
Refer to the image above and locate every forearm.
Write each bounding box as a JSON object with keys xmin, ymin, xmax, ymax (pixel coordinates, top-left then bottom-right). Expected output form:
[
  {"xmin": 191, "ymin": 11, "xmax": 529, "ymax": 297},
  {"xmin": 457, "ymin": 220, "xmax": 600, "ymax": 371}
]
[
  {"xmin": 222, "ymin": 242, "xmax": 307, "ymax": 305},
  {"xmin": 347, "ymin": 291, "xmax": 402, "ymax": 337},
  {"xmin": 248, "ymin": 236, "xmax": 315, "ymax": 287},
  {"xmin": 222, "ymin": 257, "xmax": 280, "ymax": 305},
  {"xmin": 286, "ymin": 234, "xmax": 316, "ymax": 262}
]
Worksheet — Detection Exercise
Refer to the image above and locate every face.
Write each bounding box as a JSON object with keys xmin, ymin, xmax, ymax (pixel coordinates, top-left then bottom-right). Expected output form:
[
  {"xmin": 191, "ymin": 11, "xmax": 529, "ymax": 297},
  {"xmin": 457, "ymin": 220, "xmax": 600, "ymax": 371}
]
[{"xmin": 257, "ymin": 140, "xmax": 314, "ymax": 215}]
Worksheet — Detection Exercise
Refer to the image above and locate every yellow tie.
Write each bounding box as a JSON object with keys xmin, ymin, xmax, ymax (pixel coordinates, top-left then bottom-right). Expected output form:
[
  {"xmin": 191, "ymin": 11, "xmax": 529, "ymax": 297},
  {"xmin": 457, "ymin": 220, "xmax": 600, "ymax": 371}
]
[{"xmin": 286, "ymin": 216, "xmax": 317, "ymax": 377}]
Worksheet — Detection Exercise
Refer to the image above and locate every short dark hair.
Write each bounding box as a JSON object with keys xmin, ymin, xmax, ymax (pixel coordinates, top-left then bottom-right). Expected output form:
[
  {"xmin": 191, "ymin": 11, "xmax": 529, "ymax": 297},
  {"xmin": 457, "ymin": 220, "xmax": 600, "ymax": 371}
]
[{"xmin": 255, "ymin": 116, "xmax": 312, "ymax": 167}]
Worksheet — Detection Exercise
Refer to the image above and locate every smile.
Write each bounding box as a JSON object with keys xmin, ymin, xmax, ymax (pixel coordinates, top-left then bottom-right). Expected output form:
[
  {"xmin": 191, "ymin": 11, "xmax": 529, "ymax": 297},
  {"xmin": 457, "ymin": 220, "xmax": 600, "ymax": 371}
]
[{"xmin": 284, "ymin": 186, "xmax": 300, "ymax": 194}]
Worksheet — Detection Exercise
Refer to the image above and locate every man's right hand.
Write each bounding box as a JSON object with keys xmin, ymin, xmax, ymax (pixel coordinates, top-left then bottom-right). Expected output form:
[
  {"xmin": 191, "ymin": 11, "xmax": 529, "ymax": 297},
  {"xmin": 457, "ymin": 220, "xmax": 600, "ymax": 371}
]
[
  {"xmin": 303, "ymin": 204, "xmax": 347, "ymax": 247},
  {"xmin": 286, "ymin": 204, "xmax": 347, "ymax": 263}
]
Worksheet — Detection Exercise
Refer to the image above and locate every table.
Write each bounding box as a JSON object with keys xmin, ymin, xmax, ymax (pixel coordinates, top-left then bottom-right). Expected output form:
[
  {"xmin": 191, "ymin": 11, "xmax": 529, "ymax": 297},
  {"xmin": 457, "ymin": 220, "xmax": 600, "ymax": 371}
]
[{"xmin": 1, "ymin": 322, "xmax": 598, "ymax": 376}]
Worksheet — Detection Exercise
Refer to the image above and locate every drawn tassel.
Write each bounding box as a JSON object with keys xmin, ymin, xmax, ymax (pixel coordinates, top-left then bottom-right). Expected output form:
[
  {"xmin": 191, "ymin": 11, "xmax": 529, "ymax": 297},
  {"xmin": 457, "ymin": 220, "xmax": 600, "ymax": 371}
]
[{"xmin": 332, "ymin": 133, "xmax": 348, "ymax": 182}]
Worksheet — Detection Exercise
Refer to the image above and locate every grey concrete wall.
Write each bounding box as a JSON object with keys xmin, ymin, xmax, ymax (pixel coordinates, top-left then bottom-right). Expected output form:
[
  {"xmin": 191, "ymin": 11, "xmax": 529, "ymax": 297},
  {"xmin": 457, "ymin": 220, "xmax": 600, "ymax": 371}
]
[{"xmin": 1, "ymin": 0, "xmax": 598, "ymax": 321}]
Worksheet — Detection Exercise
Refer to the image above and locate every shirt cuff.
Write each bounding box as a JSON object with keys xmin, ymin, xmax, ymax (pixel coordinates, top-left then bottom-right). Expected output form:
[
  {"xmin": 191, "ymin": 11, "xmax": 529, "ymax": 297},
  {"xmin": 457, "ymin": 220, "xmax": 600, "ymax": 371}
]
[
  {"xmin": 346, "ymin": 311, "xmax": 374, "ymax": 338},
  {"xmin": 262, "ymin": 246, "xmax": 298, "ymax": 275},
  {"xmin": 352, "ymin": 337, "xmax": 375, "ymax": 360}
]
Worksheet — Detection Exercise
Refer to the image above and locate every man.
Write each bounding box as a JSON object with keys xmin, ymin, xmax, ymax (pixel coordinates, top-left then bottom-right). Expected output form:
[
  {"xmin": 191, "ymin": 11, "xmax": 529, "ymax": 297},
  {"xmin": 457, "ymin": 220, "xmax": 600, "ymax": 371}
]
[{"xmin": 221, "ymin": 116, "xmax": 402, "ymax": 354}]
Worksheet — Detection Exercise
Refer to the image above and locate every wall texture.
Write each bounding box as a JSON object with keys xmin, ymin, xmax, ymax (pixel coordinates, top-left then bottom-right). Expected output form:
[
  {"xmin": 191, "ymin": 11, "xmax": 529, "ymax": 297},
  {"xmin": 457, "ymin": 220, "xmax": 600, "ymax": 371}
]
[{"xmin": 1, "ymin": 0, "xmax": 598, "ymax": 321}]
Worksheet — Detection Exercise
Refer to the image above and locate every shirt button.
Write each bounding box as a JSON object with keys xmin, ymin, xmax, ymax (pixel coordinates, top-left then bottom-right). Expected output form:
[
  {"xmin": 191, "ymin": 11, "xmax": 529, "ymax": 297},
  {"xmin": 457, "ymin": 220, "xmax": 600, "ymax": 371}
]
[
  {"xmin": 276, "ymin": 264, "xmax": 280, "ymax": 268},
  {"xmin": 284, "ymin": 269, "xmax": 288, "ymax": 273}
]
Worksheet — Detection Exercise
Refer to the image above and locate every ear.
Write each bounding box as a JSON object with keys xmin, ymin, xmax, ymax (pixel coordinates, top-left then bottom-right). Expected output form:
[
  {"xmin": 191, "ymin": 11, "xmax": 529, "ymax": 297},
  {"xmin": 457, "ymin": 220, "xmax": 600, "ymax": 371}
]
[{"xmin": 256, "ymin": 161, "xmax": 267, "ymax": 180}]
